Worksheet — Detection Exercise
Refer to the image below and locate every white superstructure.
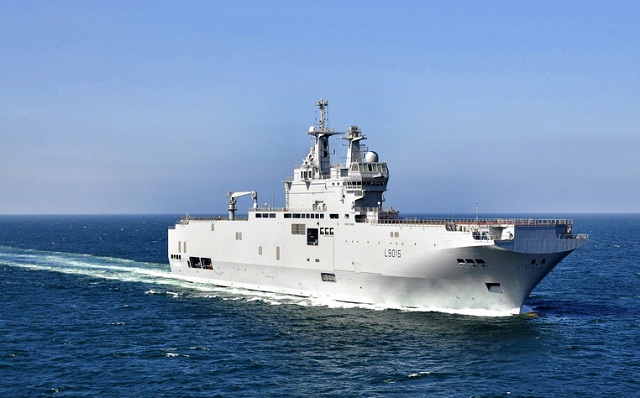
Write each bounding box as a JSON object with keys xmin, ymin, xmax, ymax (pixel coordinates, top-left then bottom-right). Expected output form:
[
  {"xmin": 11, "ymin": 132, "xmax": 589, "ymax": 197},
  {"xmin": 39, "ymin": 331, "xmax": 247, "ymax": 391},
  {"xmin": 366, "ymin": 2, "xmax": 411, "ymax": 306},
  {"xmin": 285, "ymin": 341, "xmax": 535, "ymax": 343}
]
[{"xmin": 168, "ymin": 99, "xmax": 588, "ymax": 315}]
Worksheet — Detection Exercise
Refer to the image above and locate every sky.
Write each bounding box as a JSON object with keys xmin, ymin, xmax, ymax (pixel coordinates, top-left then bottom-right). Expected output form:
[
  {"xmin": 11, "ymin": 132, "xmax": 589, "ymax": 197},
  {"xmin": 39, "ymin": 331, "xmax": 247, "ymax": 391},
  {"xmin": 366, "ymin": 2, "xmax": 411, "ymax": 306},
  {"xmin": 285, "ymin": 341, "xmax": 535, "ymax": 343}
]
[{"xmin": 1, "ymin": 1, "xmax": 639, "ymax": 214}]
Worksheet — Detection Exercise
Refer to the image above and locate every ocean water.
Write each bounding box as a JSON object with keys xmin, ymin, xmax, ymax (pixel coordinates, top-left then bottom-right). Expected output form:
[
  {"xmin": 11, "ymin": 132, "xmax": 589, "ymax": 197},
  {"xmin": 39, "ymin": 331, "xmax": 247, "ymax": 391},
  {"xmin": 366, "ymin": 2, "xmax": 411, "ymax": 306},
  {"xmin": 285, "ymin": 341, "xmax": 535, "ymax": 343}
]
[{"xmin": 0, "ymin": 214, "xmax": 638, "ymax": 397}]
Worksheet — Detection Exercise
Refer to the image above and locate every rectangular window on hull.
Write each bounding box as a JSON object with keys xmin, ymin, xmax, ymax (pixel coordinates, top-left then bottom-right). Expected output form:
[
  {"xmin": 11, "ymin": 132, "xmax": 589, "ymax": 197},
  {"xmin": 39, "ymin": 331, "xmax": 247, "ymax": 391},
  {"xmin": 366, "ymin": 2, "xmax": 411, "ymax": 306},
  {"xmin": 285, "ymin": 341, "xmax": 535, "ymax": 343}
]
[
  {"xmin": 321, "ymin": 273, "xmax": 336, "ymax": 283},
  {"xmin": 486, "ymin": 283, "xmax": 504, "ymax": 293},
  {"xmin": 189, "ymin": 256, "xmax": 201, "ymax": 268}
]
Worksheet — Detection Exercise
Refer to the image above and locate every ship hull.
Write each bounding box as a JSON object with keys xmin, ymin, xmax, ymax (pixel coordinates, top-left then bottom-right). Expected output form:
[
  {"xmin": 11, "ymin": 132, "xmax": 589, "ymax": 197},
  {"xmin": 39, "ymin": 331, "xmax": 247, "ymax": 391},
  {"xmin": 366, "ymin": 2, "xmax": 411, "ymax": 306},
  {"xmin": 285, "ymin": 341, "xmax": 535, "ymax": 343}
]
[
  {"xmin": 169, "ymin": 251, "xmax": 571, "ymax": 315},
  {"xmin": 168, "ymin": 217, "xmax": 582, "ymax": 315}
]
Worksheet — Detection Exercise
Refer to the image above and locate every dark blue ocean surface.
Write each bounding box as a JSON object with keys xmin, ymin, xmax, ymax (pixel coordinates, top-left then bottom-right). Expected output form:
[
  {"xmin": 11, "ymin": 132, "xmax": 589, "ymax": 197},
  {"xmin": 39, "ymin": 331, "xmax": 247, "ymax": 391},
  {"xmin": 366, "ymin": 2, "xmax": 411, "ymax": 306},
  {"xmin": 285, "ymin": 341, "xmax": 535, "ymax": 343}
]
[{"xmin": 1, "ymin": 214, "xmax": 638, "ymax": 397}]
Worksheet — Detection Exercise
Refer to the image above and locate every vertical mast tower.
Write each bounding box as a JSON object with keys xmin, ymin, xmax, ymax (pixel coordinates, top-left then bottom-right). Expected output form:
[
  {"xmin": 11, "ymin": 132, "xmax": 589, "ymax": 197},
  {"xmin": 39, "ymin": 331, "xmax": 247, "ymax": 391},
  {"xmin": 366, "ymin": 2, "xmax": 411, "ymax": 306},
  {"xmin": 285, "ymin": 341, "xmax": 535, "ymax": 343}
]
[{"xmin": 307, "ymin": 99, "xmax": 339, "ymax": 178}]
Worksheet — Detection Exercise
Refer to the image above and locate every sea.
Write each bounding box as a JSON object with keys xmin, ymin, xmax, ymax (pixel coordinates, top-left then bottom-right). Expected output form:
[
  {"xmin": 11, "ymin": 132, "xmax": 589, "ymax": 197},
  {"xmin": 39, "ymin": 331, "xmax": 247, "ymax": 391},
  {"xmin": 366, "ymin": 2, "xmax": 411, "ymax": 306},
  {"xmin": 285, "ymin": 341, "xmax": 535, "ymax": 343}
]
[{"xmin": 0, "ymin": 214, "xmax": 638, "ymax": 397}]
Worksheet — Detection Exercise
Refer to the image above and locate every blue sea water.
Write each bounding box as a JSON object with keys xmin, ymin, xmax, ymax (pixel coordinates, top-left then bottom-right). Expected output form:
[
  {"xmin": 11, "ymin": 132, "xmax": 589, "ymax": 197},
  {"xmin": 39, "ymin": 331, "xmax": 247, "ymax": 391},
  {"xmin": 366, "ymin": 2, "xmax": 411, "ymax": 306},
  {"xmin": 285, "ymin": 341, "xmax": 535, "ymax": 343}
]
[{"xmin": 0, "ymin": 214, "xmax": 638, "ymax": 397}]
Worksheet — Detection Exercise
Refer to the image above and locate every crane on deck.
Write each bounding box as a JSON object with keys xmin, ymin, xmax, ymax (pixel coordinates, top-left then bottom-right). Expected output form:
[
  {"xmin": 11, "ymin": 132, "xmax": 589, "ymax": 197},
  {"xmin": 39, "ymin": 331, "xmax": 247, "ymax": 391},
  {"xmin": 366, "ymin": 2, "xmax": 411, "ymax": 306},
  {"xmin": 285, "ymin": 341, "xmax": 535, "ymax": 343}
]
[{"xmin": 227, "ymin": 191, "xmax": 258, "ymax": 220}]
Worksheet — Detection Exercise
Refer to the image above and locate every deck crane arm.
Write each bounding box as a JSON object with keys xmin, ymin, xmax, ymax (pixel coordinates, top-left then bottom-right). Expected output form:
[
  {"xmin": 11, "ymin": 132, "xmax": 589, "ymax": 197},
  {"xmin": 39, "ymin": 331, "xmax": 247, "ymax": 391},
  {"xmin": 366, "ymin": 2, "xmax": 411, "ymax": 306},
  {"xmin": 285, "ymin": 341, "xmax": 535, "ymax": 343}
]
[{"xmin": 227, "ymin": 191, "xmax": 258, "ymax": 220}]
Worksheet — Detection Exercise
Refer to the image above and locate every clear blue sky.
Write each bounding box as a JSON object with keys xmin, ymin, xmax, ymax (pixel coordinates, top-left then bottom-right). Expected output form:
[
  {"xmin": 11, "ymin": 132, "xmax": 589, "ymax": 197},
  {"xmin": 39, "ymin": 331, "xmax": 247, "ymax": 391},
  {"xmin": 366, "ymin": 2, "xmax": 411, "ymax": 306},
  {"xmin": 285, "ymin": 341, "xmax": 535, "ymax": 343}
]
[{"xmin": 1, "ymin": 1, "xmax": 638, "ymax": 214}]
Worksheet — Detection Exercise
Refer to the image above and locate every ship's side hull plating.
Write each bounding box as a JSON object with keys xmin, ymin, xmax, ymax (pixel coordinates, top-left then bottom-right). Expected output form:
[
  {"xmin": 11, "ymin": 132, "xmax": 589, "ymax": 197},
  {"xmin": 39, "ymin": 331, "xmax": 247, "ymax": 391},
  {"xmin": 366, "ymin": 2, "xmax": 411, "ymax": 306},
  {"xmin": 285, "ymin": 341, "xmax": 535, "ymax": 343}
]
[{"xmin": 168, "ymin": 217, "xmax": 580, "ymax": 314}]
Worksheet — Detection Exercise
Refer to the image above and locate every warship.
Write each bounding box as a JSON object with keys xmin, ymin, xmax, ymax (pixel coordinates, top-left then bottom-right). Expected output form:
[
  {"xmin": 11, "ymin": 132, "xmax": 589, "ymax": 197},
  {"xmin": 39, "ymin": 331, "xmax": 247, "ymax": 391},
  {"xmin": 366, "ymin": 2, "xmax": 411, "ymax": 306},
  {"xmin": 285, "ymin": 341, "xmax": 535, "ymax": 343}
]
[{"xmin": 168, "ymin": 99, "xmax": 588, "ymax": 315}]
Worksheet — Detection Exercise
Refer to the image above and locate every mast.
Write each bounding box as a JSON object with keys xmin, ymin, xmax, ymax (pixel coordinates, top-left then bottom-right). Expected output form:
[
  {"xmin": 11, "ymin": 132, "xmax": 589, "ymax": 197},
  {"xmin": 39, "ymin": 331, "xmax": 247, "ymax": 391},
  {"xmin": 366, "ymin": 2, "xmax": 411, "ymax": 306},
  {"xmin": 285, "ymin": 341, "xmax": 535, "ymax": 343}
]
[
  {"xmin": 345, "ymin": 125, "xmax": 365, "ymax": 166},
  {"xmin": 317, "ymin": 98, "xmax": 328, "ymax": 131},
  {"xmin": 307, "ymin": 99, "xmax": 338, "ymax": 177}
]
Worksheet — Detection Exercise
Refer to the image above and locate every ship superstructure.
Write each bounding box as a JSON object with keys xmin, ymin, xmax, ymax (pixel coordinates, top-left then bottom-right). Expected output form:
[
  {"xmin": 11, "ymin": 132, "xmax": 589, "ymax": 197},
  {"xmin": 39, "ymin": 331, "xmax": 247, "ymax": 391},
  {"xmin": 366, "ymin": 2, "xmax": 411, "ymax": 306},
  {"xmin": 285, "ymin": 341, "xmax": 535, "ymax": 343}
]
[{"xmin": 168, "ymin": 99, "xmax": 588, "ymax": 315}]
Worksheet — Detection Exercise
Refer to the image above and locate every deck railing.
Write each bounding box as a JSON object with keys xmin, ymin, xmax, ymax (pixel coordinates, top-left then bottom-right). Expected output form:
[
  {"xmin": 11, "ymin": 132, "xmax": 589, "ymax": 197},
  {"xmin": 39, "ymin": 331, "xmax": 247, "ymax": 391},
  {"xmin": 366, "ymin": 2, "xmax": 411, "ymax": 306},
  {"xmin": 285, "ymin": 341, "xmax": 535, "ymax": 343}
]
[
  {"xmin": 179, "ymin": 213, "xmax": 576, "ymax": 227},
  {"xmin": 371, "ymin": 218, "xmax": 575, "ymax": 227},
  {"xmin": 178, "ymin": 212, "xmax": 587, "ymax": 238}
]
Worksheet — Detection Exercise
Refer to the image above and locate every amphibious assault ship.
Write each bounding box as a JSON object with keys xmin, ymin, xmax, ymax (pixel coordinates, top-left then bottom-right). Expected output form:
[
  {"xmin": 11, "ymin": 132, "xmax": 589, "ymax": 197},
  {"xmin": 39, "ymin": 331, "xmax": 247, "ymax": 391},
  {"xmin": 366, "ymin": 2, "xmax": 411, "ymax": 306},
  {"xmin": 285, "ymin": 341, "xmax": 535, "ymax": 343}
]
[{"xmin": 168, "ymin": 99, "xmax": 588, "ymax": 315}]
